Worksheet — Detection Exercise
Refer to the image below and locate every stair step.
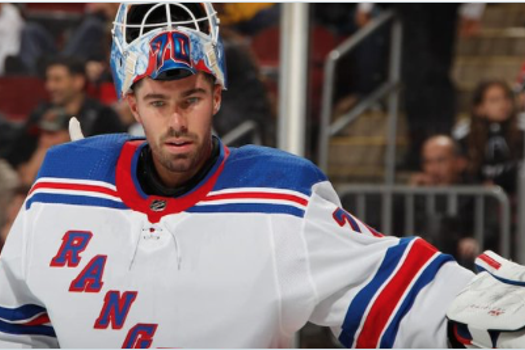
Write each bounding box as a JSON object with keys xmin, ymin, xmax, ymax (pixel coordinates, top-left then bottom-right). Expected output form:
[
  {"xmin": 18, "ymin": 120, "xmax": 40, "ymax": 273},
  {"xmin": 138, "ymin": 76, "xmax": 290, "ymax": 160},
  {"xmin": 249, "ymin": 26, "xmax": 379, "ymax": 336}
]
[
  {"xmin": 482, "ymin": 5, "xmax": 525, "ymax": 29},
  {"xmin": 453, "ymin": 56, "xmax": 522, "ymax": 87},
  {"xmin": 457, "ymin": 33, "xmax": 525, "ymax": 56}
]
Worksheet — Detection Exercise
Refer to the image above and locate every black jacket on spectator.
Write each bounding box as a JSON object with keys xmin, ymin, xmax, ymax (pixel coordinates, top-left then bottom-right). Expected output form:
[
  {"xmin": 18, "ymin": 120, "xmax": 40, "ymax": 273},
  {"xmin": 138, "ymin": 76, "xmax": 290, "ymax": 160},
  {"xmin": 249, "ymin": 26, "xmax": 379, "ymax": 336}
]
[{"xmin": 4, "ymin": 97, "xmax": 124, "ymax": 168}]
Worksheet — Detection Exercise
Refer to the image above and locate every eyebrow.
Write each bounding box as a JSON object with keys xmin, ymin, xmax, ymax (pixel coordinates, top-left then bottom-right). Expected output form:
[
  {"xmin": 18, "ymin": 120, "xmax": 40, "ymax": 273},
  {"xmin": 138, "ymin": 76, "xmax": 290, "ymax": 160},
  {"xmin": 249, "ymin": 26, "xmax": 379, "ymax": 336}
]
[
  {"xmin": 180, "ymin": 88, "xmax": 207, "ymax": 97},
  {"xmin": 142, "ymin": 88, "xmax": 207, "ymax": 101},
  {"xmin": 143, "ymin": 93, "xmax": 169, "ymax": 101}
]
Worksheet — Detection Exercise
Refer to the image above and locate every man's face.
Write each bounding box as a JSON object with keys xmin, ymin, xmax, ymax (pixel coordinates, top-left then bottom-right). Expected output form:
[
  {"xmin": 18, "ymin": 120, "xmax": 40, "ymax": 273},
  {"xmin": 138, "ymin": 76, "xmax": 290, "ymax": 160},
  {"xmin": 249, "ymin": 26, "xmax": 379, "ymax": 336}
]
[
  {"xmin": 127, "ymin": 73, "xmax": 221, "ymax": 187},
  {"xmin": 422, "ymin": 142, "xmax": 462, "ymax": 185},
  {"xmin": 45, "ymin": 65, "xmax": 83, "ymax": 106}
]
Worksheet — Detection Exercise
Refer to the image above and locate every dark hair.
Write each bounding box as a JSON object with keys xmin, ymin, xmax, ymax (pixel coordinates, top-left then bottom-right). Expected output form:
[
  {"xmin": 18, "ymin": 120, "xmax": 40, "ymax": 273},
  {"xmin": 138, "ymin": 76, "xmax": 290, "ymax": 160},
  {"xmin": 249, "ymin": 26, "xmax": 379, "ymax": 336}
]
[
  {"xmin": 45, "ymin": 56, "xmax": 86, "ymax": 78},
  {"xmin": 467, "ymin": 79, "xmax": 520, "ymax": 175}
]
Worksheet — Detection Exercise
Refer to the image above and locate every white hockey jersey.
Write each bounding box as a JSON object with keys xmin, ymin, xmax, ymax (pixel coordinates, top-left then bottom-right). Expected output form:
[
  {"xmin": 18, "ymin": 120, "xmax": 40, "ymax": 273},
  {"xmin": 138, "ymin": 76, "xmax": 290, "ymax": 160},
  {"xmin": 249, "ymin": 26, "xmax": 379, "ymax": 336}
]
[{"xmin": 0, "ymin": 134, "xmax": 474, "ymax": 348}]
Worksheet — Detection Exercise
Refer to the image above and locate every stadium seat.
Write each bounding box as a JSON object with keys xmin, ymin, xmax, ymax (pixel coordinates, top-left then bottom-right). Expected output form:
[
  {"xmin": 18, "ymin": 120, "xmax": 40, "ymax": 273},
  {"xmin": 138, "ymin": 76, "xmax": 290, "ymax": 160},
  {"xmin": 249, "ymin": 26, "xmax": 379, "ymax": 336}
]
[{"xmin": 0, "ymin": 77, "xmax": 47, "ymax": 121}]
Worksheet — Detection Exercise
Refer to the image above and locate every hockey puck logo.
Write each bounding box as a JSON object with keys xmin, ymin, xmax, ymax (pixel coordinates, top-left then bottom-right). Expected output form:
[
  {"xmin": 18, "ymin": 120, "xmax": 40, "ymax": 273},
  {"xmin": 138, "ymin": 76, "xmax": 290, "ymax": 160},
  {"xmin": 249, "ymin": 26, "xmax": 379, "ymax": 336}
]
[{"xmin": 150, "ymin": 199, "xmax": 167, "ymax": 212}]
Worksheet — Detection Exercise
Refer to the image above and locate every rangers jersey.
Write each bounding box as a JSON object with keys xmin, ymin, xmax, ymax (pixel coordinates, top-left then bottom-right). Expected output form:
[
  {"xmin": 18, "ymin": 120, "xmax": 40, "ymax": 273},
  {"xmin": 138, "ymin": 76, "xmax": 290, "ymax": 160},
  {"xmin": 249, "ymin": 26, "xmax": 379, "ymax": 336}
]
[{"xmin": 0, "ymin": 134, "xmax": 473, "ymax": 348}]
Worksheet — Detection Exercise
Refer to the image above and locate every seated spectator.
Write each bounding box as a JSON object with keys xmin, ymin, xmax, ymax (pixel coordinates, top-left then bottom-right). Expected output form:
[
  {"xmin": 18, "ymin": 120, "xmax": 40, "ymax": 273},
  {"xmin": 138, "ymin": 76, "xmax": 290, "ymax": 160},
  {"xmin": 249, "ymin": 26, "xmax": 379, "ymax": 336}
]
[
  {"xmin": 1, "ymin": 4, "xmax": 56, "ymax": 75},
  {"xmin": 4, "ymin": 56, "xmax": 125, "ymax": 169},
  {"xmin": 404, "ymin": 135, "xmax": 497, "ymax": 269},
  {"xmin": 0, "ymin": 185, "xmax": 29, "ymax": 254},
  {"xmin": 61, "ymin": 4, "xmax": 119, "ymax": 63},
  {"xmin": 17, "ymin": 108, "xmax": 71, "ymax": 186},
  {"xmin": 214, "ymin": 3, "xmax": 279, "ymax": 36},
  {"xmin": 0, "ymin": 3, "xmax": 24, "ymax": 75},
  {"xmin": 453, "ymin": 79, "xmax": 524, "ymax": 196},
  {"xmin": 63, "ymin": 4, "xmax": 120, "ymax": 106},
  {"xmin": 409, "ymin": 135, "xmax": 468, "ymax": 186}
]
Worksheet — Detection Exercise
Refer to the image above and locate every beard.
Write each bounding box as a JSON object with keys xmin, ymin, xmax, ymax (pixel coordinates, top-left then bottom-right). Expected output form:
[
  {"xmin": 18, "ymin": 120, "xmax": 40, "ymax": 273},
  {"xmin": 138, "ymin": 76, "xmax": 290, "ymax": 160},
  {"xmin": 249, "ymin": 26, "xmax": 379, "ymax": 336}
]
[{"xmin": 150, "ymin": 127, "xmax": 211, "ymax": 175}]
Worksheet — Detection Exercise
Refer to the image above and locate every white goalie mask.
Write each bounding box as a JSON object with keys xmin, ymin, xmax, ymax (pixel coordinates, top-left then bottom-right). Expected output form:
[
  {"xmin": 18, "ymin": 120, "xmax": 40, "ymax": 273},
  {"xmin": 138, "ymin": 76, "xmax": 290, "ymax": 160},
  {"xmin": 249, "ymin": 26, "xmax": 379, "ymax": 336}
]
[{"xmin": 110, "ymin": 2, "xmax": 227, "ymax": 99}]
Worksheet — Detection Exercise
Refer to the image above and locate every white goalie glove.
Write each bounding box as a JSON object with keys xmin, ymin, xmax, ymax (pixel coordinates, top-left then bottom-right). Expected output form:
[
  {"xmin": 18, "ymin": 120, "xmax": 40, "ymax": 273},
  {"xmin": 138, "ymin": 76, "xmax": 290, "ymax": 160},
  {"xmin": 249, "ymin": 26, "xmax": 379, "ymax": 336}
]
[
  {"xmin": 447, "ymin": 251, "xmax": 525, "ymax": 348},
  {"xmin": 68, "ymin": 116, "xmax": 84, "ymax": 141}
]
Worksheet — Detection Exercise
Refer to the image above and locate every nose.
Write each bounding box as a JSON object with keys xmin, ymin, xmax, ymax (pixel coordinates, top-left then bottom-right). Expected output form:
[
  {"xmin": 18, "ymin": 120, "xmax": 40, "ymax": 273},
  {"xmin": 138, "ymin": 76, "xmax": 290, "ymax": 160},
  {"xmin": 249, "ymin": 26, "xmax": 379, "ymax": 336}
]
[{"xmin": 169, "ymin": 109, "xmax": 188, "ymax": 133}]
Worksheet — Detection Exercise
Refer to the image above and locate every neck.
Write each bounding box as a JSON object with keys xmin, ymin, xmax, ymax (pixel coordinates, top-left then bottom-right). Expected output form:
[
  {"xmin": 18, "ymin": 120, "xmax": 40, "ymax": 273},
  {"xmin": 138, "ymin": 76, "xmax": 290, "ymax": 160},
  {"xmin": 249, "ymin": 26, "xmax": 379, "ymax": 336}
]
[{"xmin": 137, "ymin": 137, "xmax": 219, "ymax": 198}]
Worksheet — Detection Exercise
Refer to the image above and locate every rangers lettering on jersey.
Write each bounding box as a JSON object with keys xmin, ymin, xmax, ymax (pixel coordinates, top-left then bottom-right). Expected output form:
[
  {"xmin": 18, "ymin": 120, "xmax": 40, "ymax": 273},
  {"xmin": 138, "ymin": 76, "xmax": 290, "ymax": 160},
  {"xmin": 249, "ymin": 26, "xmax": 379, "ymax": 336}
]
[
  {"xmin": 94, "ymin": 291, "xmax": 138, "ymax": 329},
  {"xmin": 123, "ymin": 324, "xmax": 158, "ymax": 349},
  {"xmin": 50, "ymin": 231, "xmax": 93, "ymax": 267},
  {"xmin": 69, "ymin": 255, "xmax": 107, "ymax": 293}
]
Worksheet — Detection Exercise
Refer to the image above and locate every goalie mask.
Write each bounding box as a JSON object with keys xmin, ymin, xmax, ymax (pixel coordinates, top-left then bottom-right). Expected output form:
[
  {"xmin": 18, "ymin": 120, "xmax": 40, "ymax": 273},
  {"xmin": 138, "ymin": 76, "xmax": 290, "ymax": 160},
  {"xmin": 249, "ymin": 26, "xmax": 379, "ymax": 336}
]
[{"xmin": 110, "ymin": 2, "xmax": 227, "ymax": 99}]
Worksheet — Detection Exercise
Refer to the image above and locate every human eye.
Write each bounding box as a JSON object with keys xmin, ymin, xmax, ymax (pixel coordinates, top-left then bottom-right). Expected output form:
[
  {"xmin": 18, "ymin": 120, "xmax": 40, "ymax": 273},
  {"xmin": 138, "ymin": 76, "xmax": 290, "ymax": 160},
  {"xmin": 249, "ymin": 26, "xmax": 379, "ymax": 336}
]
[
  {"xmin": 187, "ymin": 97, "xmax": 200, "ymax": 105},
  {"xmin": 150, "ymin": 100, "xmax": 165, "ymax": 108},
  {"xmin": 181, "ymin": 97, "xmax": 201, "ymax": 109}
]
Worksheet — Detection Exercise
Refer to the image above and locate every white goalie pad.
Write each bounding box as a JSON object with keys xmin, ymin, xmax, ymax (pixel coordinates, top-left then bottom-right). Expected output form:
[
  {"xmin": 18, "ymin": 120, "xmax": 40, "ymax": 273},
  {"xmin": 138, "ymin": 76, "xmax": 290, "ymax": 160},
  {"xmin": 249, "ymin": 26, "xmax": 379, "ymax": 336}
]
[{"xmin": 446, "ymin": 251, "xmax": 525, "ymax": 348}]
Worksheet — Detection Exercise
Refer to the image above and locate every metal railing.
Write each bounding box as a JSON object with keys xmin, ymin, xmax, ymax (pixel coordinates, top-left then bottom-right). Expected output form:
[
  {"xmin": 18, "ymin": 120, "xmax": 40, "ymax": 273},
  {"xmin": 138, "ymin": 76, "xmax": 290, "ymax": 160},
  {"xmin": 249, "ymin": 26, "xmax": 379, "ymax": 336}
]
[
  {"xmin": 336, "ymin": 184, "xmax": 512, "ymax": 258},
  {"xmin": 220, "ymin": 120, "xmax": 262, "ymax": 146},
  {"xmin": 318, "ymin": 10, "xmax": 402, "ymax": 186}
]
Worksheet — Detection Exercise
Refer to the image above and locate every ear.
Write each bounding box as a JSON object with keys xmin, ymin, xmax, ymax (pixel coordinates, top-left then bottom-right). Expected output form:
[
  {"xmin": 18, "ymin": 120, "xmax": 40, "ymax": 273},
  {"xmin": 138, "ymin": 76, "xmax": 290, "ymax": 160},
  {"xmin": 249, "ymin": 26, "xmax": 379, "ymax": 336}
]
[
  {"xmin": 126, "ymin": 93, "xmax": 142, "ymax": 124},
  {"xmin": 212, "ymin": 85, "xmax": 222, "ymax": 115}
]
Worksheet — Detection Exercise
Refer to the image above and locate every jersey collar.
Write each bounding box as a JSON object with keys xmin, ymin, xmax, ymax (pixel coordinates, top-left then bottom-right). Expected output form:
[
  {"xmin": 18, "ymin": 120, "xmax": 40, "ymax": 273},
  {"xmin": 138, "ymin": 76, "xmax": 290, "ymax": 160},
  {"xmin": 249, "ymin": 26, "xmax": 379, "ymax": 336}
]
[{"xmin": 116, "ymin": 137, "xmax": 229, "ymax": 223}]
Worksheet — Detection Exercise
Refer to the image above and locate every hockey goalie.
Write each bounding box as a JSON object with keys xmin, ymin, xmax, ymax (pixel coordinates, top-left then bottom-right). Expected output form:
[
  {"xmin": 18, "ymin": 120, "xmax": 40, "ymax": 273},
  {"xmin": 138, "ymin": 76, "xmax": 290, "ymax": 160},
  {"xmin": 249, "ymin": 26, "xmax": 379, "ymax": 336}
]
[{"xmin": 0, "ymin": 2, "xmax": 524, "ymax": 348}]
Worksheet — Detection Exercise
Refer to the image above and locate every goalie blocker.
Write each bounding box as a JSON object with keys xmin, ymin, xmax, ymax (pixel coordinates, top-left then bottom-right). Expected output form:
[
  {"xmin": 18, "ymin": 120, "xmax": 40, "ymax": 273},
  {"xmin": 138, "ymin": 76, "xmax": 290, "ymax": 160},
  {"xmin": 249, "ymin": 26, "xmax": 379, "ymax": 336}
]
[{"xmin": 447, "ymin": 251, "xmax": 525, "ymax": 348}]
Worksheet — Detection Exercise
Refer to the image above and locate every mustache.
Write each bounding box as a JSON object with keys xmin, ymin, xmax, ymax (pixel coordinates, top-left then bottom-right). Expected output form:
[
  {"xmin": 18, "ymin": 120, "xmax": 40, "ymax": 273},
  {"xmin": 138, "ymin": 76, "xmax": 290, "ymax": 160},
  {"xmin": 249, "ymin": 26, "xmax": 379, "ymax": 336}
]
[{"xmin": 161, "ymin": 128, "xmax": 197, "ymax": 141}]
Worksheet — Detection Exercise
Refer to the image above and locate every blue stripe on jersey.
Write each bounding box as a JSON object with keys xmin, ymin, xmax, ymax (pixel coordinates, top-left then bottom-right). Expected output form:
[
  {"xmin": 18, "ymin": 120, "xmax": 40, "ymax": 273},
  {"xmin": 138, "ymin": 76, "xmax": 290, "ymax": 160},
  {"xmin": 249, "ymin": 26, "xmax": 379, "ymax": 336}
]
[
  {"xmin": 338, "ymin": 237, "xmax": 414, "ymax": 348},
  {"xmin": 379, "ymin": 253, "xmax": 454, "ymax": 347},
  {"xmin": 475, "ymin": 265, "xmax": 525, "ymax": 287},
  {"xmin": 0, "ymin": 304, "xmax": 46, "ymax": 322},
  {"xmin": 187, "ymin": 203, "xmax": 305, "ymax": 218},
  {"xmin": 26, "ymin": 193, "xmax": 128, "ymax": 211},
  {"xmin": 0, "ymin": 320, "xmax": 56, "ymax": 338},
  {"xmin": 214, "ymin": 146, "xmax": 327, "ymax": 197},
  {"xmin": 37, "ymin": 134, "xmax": 135, "ymax": 185}
]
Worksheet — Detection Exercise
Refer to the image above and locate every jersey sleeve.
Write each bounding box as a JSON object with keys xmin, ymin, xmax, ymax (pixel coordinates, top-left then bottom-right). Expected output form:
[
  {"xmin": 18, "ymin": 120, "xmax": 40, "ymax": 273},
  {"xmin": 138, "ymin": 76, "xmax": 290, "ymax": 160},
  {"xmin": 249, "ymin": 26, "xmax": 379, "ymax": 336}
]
[
  {"xmin": 0, "ymin": 204, "xmax": 58, "ymax": 348},
  {"xmin": 303, "ymin": 180, "xmax": 474, "ymax": 348}
]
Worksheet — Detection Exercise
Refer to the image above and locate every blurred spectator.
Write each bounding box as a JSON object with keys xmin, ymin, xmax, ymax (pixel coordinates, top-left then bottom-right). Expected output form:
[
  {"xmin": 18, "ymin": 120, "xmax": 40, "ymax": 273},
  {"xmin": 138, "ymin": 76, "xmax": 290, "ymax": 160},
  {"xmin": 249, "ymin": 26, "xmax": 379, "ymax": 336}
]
[
  {"xmin": 453, "ymin": 80, "xmax": 524, "ymax": 196},
  {"xmin": 17, "ymin": 108, "xmax": 71, "ymax": 186},
  {"xmin": 62, "ymin": 4, "xmax": 119, "ymax": 62},
  {"xmin": 214, "ymin": 3, "xmax": 279, "ymax": 36},
  {"xmin": 404, "ymin": 135, "xmax": 495, "ymax": 269},
  {"xmin": 0, "ymin": 3, "xmax": 24, "ymax": 75},
  {"xmin": 0, "ymin": 185, "xmax": 29, "ymax": 254},
  {"xmin": 409, "ymin": 135, "xmax": 468, "ymax": 187},
  {"xmin": 4, "ymin": 56, "xmax": 125, "ymax": 170},
  {"xmin": 354, "ymin": 4, "xmax": 485, "ymax": 170},
  {"xmin": 214, "ymin": 29, "xmax": 275, "ymax": 147},
  {"xmin": 1, "ymin": 4, "xmax": 56, "ymax": 75},
  {"xmin": 63, "ymin": 4, "xmax": 120, "ymax": 106}
]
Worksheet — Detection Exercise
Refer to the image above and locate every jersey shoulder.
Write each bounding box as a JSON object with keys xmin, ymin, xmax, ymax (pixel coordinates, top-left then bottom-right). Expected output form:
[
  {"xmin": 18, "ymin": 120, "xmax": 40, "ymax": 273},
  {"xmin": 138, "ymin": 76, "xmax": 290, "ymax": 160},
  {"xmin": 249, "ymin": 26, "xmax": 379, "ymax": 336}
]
[
  {"xmin": 37, "ymin": 133, "xmax": 138, "ymax": 185},
  {"xmin": 217, "ymin": 145, "xmax": 328, "ymax": 196}
]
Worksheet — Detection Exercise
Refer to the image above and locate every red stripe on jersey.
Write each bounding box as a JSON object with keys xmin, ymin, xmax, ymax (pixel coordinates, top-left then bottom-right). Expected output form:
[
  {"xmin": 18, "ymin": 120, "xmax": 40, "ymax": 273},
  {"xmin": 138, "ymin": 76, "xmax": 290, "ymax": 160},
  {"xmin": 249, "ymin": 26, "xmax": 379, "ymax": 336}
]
[
  {"xmin": 356, "ymin": 238, "xmax": 437, "ymax": 348},
  {"xmin": 24, "ymin": 313, "xmax": 51, "ymax": 326},
  {"xmin": 203, "ymin": 192, "xmax": 308, "ymax": 206},
  {"xmin": 116, "ymin": 140, "xmax": 230, "ymax": 223},
  {"xmin": 364, "ymin": 224, "xmax": 384, "ymax": 238},
  {"xmin": 478, "ymin": 253, "xmax": 501, "ymax": 270},
  {"xmin": 30, "ymin": 182, "xmax": 118, "ymax": 198}
]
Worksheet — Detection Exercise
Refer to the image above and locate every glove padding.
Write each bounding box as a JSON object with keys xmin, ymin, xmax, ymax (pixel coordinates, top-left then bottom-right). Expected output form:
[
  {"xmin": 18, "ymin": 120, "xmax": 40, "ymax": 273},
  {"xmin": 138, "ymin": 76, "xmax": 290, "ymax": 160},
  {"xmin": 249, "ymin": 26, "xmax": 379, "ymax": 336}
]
[{"xmin": 447, "ymin": 251, "xmax": 525, "ymax": 348}]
